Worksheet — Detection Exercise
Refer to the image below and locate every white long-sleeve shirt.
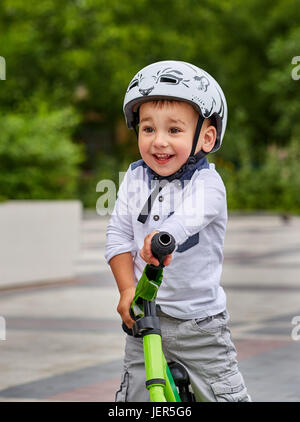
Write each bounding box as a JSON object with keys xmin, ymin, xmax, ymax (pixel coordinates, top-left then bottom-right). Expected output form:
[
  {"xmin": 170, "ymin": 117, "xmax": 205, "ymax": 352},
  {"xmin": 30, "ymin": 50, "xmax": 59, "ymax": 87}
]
[{"xmin": 105, "ymin": 157, "xmax": 227, "ymax": 319}]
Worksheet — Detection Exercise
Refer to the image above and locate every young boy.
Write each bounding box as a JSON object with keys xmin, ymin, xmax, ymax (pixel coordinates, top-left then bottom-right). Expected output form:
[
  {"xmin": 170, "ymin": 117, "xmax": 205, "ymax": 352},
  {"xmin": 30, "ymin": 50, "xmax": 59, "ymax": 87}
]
[{"xmin": 105, "ymin": 60, "xmax": 251, "ymax": 402}]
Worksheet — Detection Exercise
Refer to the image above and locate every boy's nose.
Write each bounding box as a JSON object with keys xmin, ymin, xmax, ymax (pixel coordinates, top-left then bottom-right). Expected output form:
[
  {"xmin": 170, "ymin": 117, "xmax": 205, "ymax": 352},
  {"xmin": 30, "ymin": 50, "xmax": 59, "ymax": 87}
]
[{"xmin": 152, "ymin": 134, "xmax": 168, "ymax": 148}]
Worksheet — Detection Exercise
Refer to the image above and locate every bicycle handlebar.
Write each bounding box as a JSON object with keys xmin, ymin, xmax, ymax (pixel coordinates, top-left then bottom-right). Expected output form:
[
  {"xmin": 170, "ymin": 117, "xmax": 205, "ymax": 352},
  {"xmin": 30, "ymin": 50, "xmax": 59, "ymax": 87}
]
[
  {"xmin": 121, "ymin": 231, "xmax": 181, "ymax": 401},
  {"xmin": 151, "ymin": 231, "xmax": 176, "ymax": 267}
]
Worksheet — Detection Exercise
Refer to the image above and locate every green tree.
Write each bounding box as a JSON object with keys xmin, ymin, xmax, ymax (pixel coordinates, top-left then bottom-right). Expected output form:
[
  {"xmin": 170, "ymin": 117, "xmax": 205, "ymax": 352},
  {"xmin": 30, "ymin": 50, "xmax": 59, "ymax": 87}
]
[
  {"xmin": 0, "ymin": 106, "xmax": 84, "ymax": 201},
  {"xmin": 1, "ymin": 0, "xmax": 300, "ymax": 210}
]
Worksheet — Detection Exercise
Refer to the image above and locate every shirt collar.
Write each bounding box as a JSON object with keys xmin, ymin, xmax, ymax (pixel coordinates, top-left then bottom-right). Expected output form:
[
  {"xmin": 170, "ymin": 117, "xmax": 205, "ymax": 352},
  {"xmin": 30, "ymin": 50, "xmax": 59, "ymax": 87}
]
[{"xmin": 146, "ymin": 156, "xmax": 209, "ymax": 189}]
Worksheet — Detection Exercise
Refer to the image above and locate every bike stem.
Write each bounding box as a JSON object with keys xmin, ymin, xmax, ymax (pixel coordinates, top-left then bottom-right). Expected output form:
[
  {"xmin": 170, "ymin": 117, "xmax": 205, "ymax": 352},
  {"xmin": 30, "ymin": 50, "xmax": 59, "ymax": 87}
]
[{"xmin": 127, "ymin": 232, "xmax": 180, "ymax": 402}]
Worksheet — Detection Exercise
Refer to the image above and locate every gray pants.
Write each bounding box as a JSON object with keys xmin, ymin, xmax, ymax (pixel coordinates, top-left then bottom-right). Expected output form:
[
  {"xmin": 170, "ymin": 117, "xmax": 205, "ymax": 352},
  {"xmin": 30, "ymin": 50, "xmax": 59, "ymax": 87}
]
[{"xmin": 116, "ymin": 310, "xmax": 251, "ymax": 402}]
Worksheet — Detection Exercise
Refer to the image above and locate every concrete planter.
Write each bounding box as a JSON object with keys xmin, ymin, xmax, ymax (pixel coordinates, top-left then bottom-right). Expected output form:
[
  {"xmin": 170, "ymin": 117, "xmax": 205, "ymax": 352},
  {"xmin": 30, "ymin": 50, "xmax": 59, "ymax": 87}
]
[{"xmin": 0, "ymin": 200, "xmax": 82, "ymax": 288}]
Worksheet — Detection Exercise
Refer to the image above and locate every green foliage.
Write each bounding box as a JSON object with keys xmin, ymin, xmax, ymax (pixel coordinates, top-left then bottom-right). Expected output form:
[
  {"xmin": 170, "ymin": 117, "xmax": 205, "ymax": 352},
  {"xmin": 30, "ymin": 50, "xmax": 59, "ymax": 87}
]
[
  {"xmin": 213, "ymin": 138, "xmax": 300, "ymax": 213},
  {"xmin": 262, "ymin": 25, "xmax": 300, "ymax": 140},
  {"xmin": 1, "ymin": 0, "xmax": 300, "ymax": 211},
  {"xmin": 0, "ymin": 107, "xmax": 84, "ymax": 200}
]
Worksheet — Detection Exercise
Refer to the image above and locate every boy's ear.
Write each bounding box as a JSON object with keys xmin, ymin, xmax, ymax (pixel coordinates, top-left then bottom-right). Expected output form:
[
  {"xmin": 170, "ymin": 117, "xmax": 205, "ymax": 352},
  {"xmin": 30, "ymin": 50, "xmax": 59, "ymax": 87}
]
[{"xmin": 201, "ymin": 124, "xmax": 217, "ymax": 153}]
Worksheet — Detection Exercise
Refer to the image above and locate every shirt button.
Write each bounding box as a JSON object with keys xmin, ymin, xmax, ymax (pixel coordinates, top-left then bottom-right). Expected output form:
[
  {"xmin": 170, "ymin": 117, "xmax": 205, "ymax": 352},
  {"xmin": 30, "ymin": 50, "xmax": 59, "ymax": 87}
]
[
  {"xmin": 158, "ymin": 196, "xmax": 164, "ymax": 202},
  {"xmin": 153, "ymin": 215, "xmax": 159, "ymax": 221}
]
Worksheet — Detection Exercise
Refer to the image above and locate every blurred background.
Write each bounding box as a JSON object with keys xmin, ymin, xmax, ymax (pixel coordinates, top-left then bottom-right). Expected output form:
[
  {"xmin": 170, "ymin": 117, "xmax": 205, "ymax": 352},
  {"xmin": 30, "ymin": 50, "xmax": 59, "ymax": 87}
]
[
  {"xmin": 1, "ymin": 0, "xmax": 300, "ymax": 403},
  {"xmin": 1, "ymin": 0, "xmax": 300, "ymax": 212}
]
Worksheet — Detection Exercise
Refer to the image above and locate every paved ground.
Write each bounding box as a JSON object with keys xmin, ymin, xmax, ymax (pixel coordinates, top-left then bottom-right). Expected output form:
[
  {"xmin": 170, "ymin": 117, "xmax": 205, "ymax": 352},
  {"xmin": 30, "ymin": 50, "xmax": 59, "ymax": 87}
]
[{"xmin": 0, "ymin": 212, "xmax": 300, "ymax": 402}]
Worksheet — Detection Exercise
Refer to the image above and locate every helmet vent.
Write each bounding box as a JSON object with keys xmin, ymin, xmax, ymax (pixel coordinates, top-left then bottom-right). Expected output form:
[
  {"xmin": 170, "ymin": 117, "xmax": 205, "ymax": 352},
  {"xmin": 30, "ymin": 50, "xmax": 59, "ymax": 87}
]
[
  {"xmin": 160, "ymin": 76, "xmax": 177, "ymax": 84},
  {"xmin": 128, "ymin": 80, "xmax": 138, "ymax": 90}
]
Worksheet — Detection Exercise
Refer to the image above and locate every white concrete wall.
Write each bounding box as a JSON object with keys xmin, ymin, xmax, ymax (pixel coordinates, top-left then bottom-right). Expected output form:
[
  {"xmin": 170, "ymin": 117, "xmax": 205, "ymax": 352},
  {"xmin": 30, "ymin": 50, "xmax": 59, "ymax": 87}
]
[{"xmin": 0, "ymin": 201, "xmax": 82, "ymax": 288}]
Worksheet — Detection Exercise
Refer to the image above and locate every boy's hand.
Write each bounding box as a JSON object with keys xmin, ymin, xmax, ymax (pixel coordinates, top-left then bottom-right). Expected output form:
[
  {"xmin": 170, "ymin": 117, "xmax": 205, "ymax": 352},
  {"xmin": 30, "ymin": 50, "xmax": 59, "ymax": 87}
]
[
  {"xmin": 140, "ymin": 231, "xmax": 173, "ymax": 267},
  {"xmin": 117, "ymin": 286, "xmax": 136, "ymax": 329}
]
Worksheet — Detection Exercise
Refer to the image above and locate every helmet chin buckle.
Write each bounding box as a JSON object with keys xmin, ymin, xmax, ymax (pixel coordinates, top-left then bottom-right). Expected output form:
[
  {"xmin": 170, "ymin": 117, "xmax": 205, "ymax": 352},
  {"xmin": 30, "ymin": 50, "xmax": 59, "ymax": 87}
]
[
  {"xmin": 187, "ymin": 156, "xmax": 196, "ymax": 171},
  {"xmin": 187, "ymin": 156, "xmax": 196, "ymax": 164}
]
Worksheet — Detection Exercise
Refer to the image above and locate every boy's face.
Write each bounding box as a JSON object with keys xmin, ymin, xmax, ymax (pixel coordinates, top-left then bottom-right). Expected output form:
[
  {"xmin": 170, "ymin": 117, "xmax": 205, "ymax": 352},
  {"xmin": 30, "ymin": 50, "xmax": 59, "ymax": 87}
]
[{"xmin": 138, "ymin": 101, "xmax": 215, "ymax": 177}]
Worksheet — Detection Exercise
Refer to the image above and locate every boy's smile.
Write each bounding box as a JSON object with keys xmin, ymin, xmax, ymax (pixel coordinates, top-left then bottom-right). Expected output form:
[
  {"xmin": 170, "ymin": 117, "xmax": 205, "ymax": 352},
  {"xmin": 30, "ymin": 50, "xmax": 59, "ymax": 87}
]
[{"xmin": 138, "ymin": 100, "xmax": 213, "ymax": 177}]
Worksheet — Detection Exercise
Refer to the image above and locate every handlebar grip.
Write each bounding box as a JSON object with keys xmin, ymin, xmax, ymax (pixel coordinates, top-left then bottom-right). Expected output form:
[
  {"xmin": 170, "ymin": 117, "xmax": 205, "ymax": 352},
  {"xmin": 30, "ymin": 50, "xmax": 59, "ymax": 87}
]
[
  {"xmin": 151, "ymin": 232, "xmax": 176, "ymax": 266},
  {"xmin": 121, "ymin": 307, "xmax": 138, "ymax": 336},
  {"xmin": 122, "ymin": 322, "xmax": 133, "ymax": 336}
]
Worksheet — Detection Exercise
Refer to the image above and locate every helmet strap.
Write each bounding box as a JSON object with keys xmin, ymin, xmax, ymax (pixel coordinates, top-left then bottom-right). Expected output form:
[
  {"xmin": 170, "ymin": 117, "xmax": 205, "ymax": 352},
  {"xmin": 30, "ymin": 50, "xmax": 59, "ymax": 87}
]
[
  {"xmin": 133, "ymin": 125, "xmax": 139, "ymax": 139},
  {"xmin": 133, "ymin": 112, "xmax": 207, "ymax": 182},
  {"xmin": 132, "ymin": 111, "xmax": 139, "ymax": 139},
  {"xmin": 136, "ymin": 114, "xmax": 207, "ymax": 224},
  {"xmin": 189, "ymin": 114, "xmax": 205, "ymax": 158},
  {"xmin": 132, "ymin": 111, "xmax": 204, "ymax": 156}
]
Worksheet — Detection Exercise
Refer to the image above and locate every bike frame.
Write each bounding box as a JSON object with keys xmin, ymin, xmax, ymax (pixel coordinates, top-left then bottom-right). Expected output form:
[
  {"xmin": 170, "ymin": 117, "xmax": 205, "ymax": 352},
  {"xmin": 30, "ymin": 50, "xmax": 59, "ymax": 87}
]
[
  {"xmin": 122, "ymin": 232, "xmax": 195, "ymax": 402},
  {"xmin": 129, "ymin": 258, "xmax": 181, "ymax": 402},
  {"xmin": 143, "ymin": 329, "xmax": 181, "ymax": 402}
]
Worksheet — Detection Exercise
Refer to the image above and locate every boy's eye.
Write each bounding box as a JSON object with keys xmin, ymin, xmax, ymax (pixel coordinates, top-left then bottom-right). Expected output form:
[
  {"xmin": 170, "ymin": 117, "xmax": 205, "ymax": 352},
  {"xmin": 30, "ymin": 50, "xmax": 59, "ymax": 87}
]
[
  {"xmin": 170, "ymin": 127, "xmax": 181, "ymax": 134},
  {"xmin": 143, "ymin": 126, "xmax": 154, "ymax": 133}
]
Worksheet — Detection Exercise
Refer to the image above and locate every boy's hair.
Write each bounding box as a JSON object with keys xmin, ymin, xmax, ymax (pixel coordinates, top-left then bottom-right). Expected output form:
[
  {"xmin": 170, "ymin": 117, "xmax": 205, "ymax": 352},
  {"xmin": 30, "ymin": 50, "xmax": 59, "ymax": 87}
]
[{"xmin": 138, "ymin": 99, "xmax": 215, "ymax": 129}]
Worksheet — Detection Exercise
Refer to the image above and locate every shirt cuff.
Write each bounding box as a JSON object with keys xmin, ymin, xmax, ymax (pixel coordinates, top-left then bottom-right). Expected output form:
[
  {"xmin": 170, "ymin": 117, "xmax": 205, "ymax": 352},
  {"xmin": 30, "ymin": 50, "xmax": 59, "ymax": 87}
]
[{"xmin": 104, "ymin": 242, "xmax": 135, "ymax": 264}]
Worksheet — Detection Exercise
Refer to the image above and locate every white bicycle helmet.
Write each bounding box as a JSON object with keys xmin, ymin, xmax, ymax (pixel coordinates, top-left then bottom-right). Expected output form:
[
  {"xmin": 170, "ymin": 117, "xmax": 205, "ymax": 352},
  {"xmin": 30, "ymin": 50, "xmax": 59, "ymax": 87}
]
[{"xmin": 123, "ymin": 60, "xmax": 227, "ymax": 155}]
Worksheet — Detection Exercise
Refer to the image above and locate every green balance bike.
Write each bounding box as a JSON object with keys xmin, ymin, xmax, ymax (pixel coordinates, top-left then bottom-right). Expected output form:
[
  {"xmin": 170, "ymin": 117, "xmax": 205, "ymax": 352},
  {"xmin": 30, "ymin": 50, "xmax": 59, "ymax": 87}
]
[{"xmin": 122, "ymin": 232, "xmax": 195, "ymax": 402}]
